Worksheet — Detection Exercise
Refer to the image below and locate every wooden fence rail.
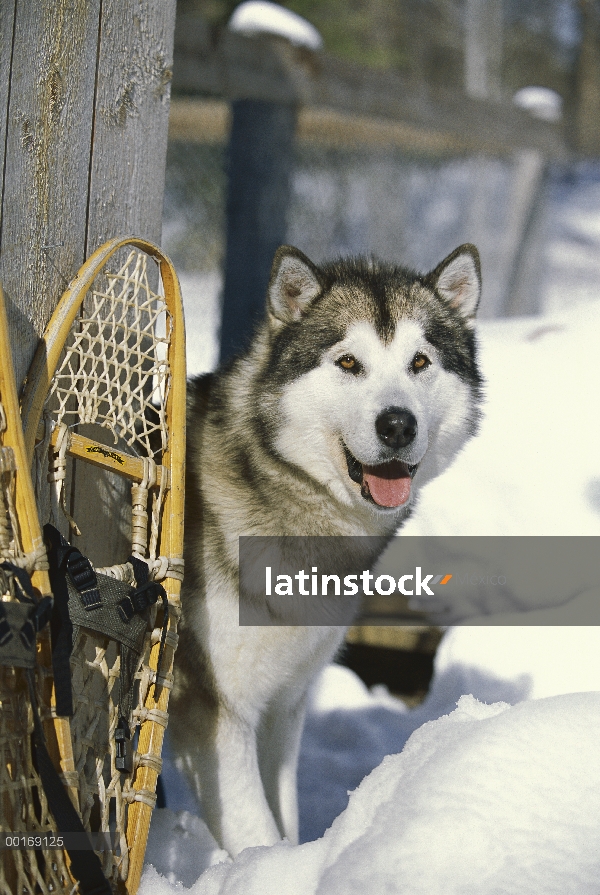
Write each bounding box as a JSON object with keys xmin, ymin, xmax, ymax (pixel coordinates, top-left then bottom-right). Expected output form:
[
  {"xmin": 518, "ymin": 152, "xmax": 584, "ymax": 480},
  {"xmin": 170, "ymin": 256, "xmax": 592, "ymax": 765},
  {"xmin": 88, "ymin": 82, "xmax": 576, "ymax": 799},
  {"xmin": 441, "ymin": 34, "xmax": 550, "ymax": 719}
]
[{"xmin": 172, "ymin": 16, "xmax": 568, "ymax": 160}]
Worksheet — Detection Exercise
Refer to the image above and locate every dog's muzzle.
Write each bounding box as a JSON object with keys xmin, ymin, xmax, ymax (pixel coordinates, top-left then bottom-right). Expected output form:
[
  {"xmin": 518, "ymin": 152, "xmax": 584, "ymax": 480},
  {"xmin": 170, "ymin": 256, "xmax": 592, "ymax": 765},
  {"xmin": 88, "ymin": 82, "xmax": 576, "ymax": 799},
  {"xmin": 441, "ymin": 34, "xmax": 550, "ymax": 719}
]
[{"xmin": 343, "ymin": 445, "xmax": 418, "ymax": 509}]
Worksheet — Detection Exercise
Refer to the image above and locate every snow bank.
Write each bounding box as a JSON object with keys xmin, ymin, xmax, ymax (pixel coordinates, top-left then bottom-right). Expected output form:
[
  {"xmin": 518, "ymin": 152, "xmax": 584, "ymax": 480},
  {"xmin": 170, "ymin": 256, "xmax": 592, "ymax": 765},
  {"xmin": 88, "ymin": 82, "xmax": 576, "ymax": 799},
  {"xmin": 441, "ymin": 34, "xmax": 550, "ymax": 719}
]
[
  {"xmin": 141, "ymin": 621, "xmax": 600, "ymax": 891},
  {"xmin": 141, "ymin": 691, "xmax": 600, "ymax": 895},
  {"xmin": 431, "ymin": 625, "xmax": 600, "ymax": 705}
]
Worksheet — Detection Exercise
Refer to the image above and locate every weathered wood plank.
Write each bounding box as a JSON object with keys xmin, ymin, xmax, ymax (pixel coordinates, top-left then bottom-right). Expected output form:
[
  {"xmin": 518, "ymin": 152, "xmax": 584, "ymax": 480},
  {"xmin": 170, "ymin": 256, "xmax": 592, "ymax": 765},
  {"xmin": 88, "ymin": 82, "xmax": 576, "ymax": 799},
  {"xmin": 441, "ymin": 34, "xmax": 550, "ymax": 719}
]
[
  {"xmin": 0, "ymin": 0, "xmax": 101, "ymax": 388},
  {"xmin": 85, "ymin": 0, "xmax": 176, "ymax": 253},
  {"xmin": 172, "ymin": 22, "xmax": 567, "ymax": 160},
  {"xmin": 168, "ymin": 97, "xmax": 485, "ymax": 156},
  {"xmin": 0, "ymin": 1, "xmax": 16, "ymax": 208}
]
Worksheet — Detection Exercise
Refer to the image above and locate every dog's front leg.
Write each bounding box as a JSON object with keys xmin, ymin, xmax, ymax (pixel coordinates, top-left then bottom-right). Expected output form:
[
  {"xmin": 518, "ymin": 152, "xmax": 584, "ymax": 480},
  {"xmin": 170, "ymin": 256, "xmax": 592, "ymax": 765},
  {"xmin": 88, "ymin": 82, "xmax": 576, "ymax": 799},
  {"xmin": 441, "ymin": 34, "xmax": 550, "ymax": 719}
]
[
  {"xmin": 258, "ymin": 693, "xmax": 308, "ymax": 845},
  {"xmin": 201, "ymin": 706, "xmax": 283, "ymax": 856}
]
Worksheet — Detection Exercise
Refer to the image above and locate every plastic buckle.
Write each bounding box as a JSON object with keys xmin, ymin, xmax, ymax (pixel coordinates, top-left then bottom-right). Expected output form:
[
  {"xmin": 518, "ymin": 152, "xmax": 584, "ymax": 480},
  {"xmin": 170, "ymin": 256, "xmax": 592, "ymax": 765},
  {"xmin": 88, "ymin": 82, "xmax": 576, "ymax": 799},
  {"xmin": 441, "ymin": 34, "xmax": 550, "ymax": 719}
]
[
  {"xmin": 67, "ymin": 551, "xmax": 102, "ymax": 610},
  {"xmin": 115, "ymin": 723, "xmax": 133, "ymax": 774},
  {"xmin": 117, "ymin": 581, "xmax": 164, "ymax": 623}
]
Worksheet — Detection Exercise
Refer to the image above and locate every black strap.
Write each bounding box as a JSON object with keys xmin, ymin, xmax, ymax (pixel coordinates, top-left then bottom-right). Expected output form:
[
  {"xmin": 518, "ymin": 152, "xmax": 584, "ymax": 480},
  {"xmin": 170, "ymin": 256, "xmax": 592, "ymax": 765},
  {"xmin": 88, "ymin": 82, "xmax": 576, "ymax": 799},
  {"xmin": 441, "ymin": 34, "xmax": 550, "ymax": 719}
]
[
  {"xmin": 0, "ymin": 604, "xmax": 11, "ymax": 647},
  {"xmin": 0, "ymin": 564, "xmax": 53, "ymax": 668},
  {"xmin": 129, "ymin": 554, "xmax": 149, "ymax": 587},
  {"xmin": 1, "ymin": 561, "xmax": 112, "ymax": 893},
  {"xmin": 65, "ymin": 550, "xmax": 102, "ymax": 610},
  {"xmin": 0, "ymin": 560, "xmax": 36, "ymax": 601},
  {"xmin": 154, "ymin": 585, "xmax": 169, "ymax": 690},
  {"xmin": 44, "ymin": 525, "xmax": 75, "ymax": 716},
  {"xmin": 26, "ymin": 670, "xmax": 113, "ymax": 895}
]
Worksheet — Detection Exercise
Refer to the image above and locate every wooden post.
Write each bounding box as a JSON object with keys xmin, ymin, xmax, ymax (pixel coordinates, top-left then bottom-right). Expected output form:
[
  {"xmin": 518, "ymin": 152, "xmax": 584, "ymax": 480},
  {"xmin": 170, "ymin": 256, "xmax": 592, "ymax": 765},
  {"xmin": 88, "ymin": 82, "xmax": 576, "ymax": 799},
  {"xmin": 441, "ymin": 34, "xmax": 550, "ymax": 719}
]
[
  {"xmin": 0, "ymin": 0, "xmax": 176, "ymax": 388},
  {"xmin": 220, "ymin": 98, "xmax": 297, "ymax": 363}
]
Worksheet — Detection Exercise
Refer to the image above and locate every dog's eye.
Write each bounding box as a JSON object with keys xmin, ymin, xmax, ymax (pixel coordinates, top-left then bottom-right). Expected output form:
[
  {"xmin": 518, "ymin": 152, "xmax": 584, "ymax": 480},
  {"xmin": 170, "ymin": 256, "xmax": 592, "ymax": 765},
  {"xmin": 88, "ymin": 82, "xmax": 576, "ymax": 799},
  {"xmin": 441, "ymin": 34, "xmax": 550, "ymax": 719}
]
[
  {"xmin": 412, "ymin": 353, "xmax": 431, "ymax": 373},
  {"xmin": 337, "ymin": 354, "xmax": 361, "ymax": 373}
]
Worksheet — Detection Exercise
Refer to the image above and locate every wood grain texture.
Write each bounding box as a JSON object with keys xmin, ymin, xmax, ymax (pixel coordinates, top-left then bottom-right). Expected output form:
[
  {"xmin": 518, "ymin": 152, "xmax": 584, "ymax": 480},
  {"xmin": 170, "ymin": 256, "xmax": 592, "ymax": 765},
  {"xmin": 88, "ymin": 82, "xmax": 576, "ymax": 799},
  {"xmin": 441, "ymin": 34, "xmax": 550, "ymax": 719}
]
[
  {"xmin": 85, "ymin": 0, "xmax": 176, "ymax": 253},
  {"xmin": 0, "ymin": 0, "xmax": 101, "ymax": 388},
  {"xmin": 0, "ymin": 1, "xmax": 16, "ymax": 203},
  {"xmin": 0, "ymin": 0, "xmax": 176, "ymax": 385},
  {"xmin": 0, "ymin": 8, "xmax": 177, "ymax": 891}
]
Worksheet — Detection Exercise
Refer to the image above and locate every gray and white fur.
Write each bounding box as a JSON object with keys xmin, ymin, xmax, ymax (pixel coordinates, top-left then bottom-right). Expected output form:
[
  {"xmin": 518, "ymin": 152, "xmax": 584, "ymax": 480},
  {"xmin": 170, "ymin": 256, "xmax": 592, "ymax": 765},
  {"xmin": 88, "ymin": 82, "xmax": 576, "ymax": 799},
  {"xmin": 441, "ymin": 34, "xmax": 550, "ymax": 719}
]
[{"xmin": 170, "ymin": 243, "xmax": 483, "ymax": 856}]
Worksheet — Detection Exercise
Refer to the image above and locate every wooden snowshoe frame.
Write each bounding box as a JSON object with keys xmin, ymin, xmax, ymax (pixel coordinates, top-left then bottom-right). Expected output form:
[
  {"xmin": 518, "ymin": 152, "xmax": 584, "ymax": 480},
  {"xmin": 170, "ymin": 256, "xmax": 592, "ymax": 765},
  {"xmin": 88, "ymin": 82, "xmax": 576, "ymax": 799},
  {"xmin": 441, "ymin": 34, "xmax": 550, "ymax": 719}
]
[
  {"xmin": 20, "ymin": 236, "xmax": 186, "ymax": 894},
  {"xmin": 0, "ymin": 282, "xmax": 77, "ymax": 895}
]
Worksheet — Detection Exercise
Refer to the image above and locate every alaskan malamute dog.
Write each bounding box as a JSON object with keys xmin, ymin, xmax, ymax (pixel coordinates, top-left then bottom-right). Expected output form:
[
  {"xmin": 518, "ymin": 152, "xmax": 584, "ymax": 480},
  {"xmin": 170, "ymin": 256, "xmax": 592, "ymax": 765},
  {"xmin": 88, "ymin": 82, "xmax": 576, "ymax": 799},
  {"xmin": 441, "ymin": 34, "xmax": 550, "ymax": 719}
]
[{"xmin": 170, "ymin": 243, "xmax": 483, "ymax": 856}]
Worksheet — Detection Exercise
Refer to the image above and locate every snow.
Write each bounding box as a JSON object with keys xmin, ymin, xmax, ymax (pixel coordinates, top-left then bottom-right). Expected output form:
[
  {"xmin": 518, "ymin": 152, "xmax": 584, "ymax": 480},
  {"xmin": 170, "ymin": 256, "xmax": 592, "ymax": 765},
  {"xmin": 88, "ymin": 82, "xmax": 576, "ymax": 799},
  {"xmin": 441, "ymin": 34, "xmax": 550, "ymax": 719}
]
[
  {"xmin": 431, "ymin": 626, "xmax": 600, "ymax": 703},
  {"xmin": 228, "ymin": 2, "xmax": 323, "ymax": 50},
  {"xmin": 140, "ymin": 621, "xmax": 600, "ymax": 894},
  {"xmin": 512, "ymin": 86, "xmax": 563, "ymax": 122},
  {"xmin": 178, "ymin": 272, "xmax": 221, "ymax": 375}
]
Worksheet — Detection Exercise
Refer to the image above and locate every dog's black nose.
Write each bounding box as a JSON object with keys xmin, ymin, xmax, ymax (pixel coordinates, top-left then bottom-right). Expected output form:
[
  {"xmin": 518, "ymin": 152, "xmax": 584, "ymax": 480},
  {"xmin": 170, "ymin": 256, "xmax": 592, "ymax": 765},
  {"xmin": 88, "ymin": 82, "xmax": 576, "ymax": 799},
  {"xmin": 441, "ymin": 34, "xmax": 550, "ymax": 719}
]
[{"xmin": 375, "ymin": 407, "xmax": 417, "ymax": 449}]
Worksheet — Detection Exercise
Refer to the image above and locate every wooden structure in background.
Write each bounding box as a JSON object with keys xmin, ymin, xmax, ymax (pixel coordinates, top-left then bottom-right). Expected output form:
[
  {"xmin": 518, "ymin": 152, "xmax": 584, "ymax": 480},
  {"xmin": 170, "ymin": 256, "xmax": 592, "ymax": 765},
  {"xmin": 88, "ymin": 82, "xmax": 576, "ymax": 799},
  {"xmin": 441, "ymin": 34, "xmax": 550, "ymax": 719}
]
[
  {"xmin": 576, "ymin": 0, "xmax": 600, "ymax": 155},
  {"xmin": 172, "ymin": 19, "xmax": 567, "ymax": 159},
  {"xmin": 220, "ymin": 99, "xmax": 296, "ymax": 362},
  {"xmin": 171, "ymin": 17, "xmax": 567, "ymax": 326},
  {"xmin": 465, "ymin": 0, "xmax": 503, "ymax": 100}
]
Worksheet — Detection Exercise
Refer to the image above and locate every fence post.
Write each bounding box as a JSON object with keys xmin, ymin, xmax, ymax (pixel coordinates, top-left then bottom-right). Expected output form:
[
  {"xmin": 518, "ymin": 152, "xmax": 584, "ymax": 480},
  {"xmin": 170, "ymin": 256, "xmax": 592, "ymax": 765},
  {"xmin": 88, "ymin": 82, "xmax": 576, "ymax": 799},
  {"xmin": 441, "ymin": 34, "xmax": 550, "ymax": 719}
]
[{"xmin": 220, "ymin": 98, "xmax": 297, "ymax": 363}]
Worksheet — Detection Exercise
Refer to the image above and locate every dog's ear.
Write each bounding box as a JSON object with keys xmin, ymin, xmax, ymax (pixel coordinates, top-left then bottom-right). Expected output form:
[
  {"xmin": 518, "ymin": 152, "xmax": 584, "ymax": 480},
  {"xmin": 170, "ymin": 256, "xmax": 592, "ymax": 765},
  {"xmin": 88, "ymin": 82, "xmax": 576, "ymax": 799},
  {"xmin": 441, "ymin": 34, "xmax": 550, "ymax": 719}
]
[
  {"xmin": 268, "ymin": 246, "xmax": 322, "ymax": 327},
  {"xmin": 427, "ymin": 244, "xmax": 481, "ymax": 324}
]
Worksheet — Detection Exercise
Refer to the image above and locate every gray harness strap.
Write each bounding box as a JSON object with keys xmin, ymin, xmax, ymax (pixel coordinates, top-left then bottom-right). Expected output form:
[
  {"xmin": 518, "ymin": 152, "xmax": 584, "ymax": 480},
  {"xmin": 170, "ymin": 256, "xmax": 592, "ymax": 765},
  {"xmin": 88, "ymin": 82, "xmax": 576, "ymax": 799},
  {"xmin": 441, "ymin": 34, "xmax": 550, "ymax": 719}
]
[{"xmin": 44, "ymin": 524, "xmax": 168, "ymax": 773}]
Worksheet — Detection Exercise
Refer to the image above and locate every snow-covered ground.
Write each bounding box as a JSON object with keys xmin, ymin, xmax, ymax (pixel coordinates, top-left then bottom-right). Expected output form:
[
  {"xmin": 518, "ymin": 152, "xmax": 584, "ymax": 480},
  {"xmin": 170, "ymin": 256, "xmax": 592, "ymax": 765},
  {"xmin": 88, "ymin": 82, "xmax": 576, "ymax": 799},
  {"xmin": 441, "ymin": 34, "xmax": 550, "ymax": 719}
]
[
  {"xmin": 142, "ymin": 644, "xmax": 600, "ymax": 895},
  {"xmin": 144, "ymin": 167, "xmax": 600, "ymax": 893}
]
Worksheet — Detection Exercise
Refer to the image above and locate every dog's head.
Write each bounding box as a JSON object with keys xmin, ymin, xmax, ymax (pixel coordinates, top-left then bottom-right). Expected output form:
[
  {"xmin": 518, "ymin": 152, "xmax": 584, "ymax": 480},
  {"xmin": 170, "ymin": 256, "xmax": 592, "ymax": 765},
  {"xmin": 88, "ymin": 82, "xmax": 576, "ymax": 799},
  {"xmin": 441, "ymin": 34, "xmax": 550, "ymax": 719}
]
[{"xmin": 256, "ymin": 245, "xmax": 483, "ymax": 519}]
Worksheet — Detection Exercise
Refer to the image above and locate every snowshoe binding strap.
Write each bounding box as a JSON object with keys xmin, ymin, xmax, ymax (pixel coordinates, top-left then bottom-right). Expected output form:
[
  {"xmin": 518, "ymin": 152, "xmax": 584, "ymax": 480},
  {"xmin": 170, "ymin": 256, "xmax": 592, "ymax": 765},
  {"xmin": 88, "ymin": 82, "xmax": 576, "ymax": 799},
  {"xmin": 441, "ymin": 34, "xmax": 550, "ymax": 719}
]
[
  {"xmin": 0, "ymin": 562, "xmax": 52, "ymax": 668},
  {"xmin": 44, "ymin": 523, "xmax": 168, "ymax": 771}
]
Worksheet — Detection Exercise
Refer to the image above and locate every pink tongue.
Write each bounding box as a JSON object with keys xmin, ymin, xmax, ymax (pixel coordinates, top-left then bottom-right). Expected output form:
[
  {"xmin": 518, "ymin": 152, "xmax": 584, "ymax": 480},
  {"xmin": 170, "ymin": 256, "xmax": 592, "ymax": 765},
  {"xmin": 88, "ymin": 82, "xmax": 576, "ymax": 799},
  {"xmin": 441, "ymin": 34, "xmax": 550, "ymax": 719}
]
[{"xmin": 362, "ymin": 460, "xmax": 411, "ymax": 507}]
